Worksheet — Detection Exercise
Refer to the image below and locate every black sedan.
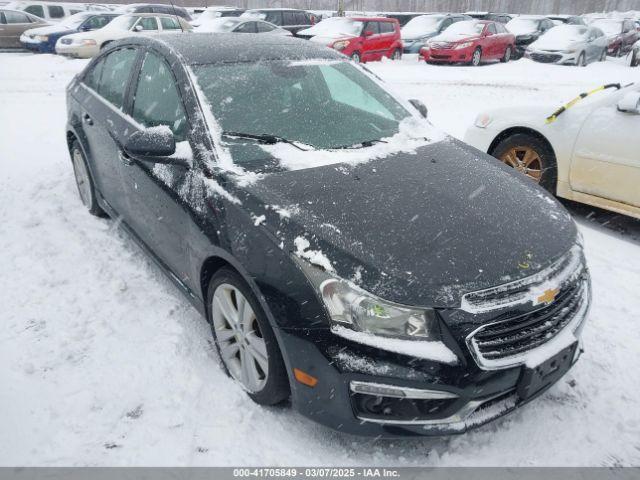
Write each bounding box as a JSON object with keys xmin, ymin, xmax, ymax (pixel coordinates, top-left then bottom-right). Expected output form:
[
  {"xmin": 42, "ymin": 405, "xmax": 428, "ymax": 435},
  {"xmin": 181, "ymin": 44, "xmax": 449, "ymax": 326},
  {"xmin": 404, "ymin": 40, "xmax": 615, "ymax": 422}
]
[
  {"xmin": 506, "ymin": 15, "xmax": 557, "ymax": 57},
  {"xmin": 65, "ymin": 34, "xmax": 591, "ymax": 437}
]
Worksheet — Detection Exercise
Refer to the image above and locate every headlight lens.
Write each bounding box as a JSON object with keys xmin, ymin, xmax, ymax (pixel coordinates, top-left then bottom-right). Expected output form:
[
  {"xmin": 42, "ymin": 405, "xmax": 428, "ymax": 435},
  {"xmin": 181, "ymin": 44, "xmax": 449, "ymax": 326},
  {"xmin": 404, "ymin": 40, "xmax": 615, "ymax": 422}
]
[
  {"xmin": 333, "ymin": 40, "xmax": 350, "ymax": 51},
  {"xmin": 296, "ymin": 258, "xmax": 440, "ymax": 340},
  {"xmin": 35, "ymin": 35, "xmax": 49, "ymax": 42},
  {"xmin": 81, "ymin": 39, "xmax": 97, "ymax": 46},
  {"xmin": 474, "ymin": 113, "xmax": 493, "ymax": 128},
  {"xmin": 455, "ymin": 41, "xmax": 473, "ymax": 49}
]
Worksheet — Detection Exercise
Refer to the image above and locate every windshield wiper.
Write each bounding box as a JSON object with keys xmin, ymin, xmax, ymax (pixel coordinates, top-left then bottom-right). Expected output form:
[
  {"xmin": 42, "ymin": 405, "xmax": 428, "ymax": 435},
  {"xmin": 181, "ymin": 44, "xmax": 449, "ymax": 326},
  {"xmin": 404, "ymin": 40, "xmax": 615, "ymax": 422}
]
[
  {"xmin": 333, "ymin": 139, "xmax": 389, "ymax": 150},
  {"xmin": 221, "ymin": 131, "xmax": 313, "ymax": 151}
]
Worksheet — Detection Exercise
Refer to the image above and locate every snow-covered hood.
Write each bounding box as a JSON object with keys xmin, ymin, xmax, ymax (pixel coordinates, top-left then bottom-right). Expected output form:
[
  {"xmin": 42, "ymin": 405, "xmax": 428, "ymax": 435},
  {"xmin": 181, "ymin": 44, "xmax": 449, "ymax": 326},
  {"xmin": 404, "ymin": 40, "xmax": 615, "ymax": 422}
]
[
  {"xmin": 530, "ymin": 37, "xmax": 581, "ymax": 51},
  {"xmin": 24, "ymin": 25, "xmax": 71, "ymax": 36},
  {"xmin": 430, "ymin": 32, "xmax": 481, "ymax": 43},
  {"xmin": 308, "ymin": 33, "xmax": 356, "ymax": 43},
  {"xmin": 230, "ymin": 139, "xmax": 577, "ymax": 308}
]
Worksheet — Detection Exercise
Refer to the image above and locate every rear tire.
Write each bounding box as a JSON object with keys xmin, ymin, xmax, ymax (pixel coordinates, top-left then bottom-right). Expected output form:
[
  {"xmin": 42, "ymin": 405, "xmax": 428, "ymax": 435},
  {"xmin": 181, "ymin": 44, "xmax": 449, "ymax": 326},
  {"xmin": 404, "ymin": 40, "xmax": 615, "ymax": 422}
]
[
  {"xmin": 491, "ymin": 133, "xmax": 558, "ymax": 193},
  {"xmin": 600, "ymin": 48, "xmax": 607, "ymax": 62},
  {"xmin": 501, "ymin": 46, "xmax": 512, "ymax": 63},
  {"xmin": 207, "ymin": 268, "xmax": 290, "ymax": 406},
  {"xmin": 390, "ymin": 48, "xmax": 402, "ymax": 60},
  {"xmin": 70, "ymin": 140, "xmax": 106, "ymax": 217},
  {"xmin": 470, "ymin": 47, "xmax": 482, "ymax": 66}
]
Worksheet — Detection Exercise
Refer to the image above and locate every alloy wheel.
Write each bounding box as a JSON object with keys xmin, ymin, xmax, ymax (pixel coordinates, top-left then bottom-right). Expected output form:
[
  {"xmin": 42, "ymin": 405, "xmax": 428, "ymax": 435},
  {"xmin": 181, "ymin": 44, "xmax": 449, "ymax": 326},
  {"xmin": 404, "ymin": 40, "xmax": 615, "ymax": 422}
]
[
  {"xmin": 504, "ymin": 47, "xmax": 511, "ymax": 62},
  {"xmin": 392, "ymin": 49, "xmax": 401, "ymax": 60},
  {"xmin": 351, "ymin": 52, "xmax": 361, "ymax": 63},
  {"xmin": 212, "ymin": 283, "xmax": 269, "ymax": 393},
  {"xmin": 499, "ymin": 146, "xmax": 543, "ymax": 183},
  {"xmin": 472, "ymin": 49, "xmax": 481, "ymax": 66},
  {"xmin": 72, "ymin": 147, "xmax": 92, "ymax": 208}
]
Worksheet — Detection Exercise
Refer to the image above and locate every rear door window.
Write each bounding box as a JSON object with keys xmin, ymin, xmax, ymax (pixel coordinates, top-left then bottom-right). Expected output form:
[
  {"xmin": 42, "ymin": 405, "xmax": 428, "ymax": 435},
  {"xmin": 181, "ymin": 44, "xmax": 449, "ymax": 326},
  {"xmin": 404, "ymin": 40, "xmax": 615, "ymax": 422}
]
[
  {"xmin": 98, "ymin": 48, "xmax": 138, "ymax": 110},
  {"xmin": 257, "ymin": 21, "xmax": 275, "ymax": 32},
  {"xmin": 380, "ymin": 21, "xmax": 395, "ymax": 33},
  {"xmin": 47, "ymin": 5, "xmax": 64, "ymax": 19},
  {"xmin": 23, "ymin": 5, "xmax": 44, "ymax": 18},
  {"xmin": 488, "ymin": 23, "xmax": 497, "ymax": 34},
  {"xmin": 83, "ymin": 15, "xmax": 111, "ymax": 30},
  {"xmin": 132, "ymin": 51, "xmax": 187, "ymax": 141},
  {"xmin": 282, "ymin": 11, "xmax": 296, "ymax": 26},
  {"xmin": 264, "ymin": 11, "xmax": 282, "ymax": 25}
]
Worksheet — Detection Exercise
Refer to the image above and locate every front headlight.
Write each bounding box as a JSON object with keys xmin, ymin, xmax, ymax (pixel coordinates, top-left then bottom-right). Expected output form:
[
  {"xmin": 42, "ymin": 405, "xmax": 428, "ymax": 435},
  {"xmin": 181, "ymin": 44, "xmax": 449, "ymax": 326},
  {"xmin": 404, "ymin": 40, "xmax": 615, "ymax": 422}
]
[
  {"xmin": 333, "ymin": 40, "xmax": 350, "ymax": 51},
  {"xmin": 296, "ymin": 258, "xmax": 439, "ymax": 340},
  {"xmin": 474, "ymin": 113, "xmax": 493, "ymax": 128},
  {"xmin": 454, "ymin": 41, "xmax": 473, "ymax": 49},
  {"xmin": 80, "ymin": 39, "xmax": 97, "ymax": 46},
  {"xmin": 35, "ymin": 35, "xmax": 49, "ymax": 42}
]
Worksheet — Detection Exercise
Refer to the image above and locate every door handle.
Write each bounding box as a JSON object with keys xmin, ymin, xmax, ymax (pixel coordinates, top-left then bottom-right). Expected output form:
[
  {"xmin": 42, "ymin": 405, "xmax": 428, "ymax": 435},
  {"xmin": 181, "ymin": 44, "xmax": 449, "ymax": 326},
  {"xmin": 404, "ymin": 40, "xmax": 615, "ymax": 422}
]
[{"xmin": 83, "ymin": 113, "xmax": 93, "ymax": 126}]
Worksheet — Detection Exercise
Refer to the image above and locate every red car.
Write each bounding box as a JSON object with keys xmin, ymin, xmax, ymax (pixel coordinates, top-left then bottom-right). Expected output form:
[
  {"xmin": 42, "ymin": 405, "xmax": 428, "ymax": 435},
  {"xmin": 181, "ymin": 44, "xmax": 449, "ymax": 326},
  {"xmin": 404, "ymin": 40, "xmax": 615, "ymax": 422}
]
[
  {"xmin": 300, "ymin": 17, "xmax": 403, "ymax": 63},
  {"xmin": 419, "ymin": 20, "xmax": 515, "ymax": 66},
  {"xmin": 591, "ymin": 18, "xmax": 639, "ymax": 57}
]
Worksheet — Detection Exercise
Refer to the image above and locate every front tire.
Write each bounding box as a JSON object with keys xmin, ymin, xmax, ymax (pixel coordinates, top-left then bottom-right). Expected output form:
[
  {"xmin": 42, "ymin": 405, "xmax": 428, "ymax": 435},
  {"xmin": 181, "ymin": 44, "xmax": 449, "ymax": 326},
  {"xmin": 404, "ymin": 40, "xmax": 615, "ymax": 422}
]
[
  {"xmin": 70, "ymin": 140, "xmax": 106, "ymax": 217},
  {"xmin": 600, "ymin": 48, "xmax": 607, "ymax": 62},
  {"xmin": 576, "ymin": 52, "xmax": 586, "ymax": 66},
  {"xmin": 470, "ymin": 47, "xmax": 482, "ymax": 66},
  {"xmin": 501, "ymin": 46, "xmax": 512, "ymax": 63},
  {"xmin": 350, "ymin": 51, "xmax": 361, "ymax": 63},
  {"xmin": 207, "ymin": 268, "xmax": 289, "ymax": 406},
  {"xmin": 491, "ymin": 133, "xmax": 558, "ymax": 193},
  {"xmin": 390, "ymin": 48, "xmax": 402, "ymax": 60}
]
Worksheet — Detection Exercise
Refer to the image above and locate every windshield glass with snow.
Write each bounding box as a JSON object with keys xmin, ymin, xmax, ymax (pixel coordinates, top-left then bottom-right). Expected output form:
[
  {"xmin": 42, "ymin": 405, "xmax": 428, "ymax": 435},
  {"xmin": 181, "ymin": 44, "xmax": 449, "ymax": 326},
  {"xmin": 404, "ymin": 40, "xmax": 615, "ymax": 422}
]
[
  {"xmin": 441, "ymin": 21, "xmax": 484, "ymax": 37},
  {"xmin": 302, "ymin": 18, "xmax": 363, "ymax": 37},
  {"xmin": 540, "ymin": 25, "xmax": 587, "ymax": 42},
  {"xmin": 59, "ymin": 12, "xmax": 93, "ymax": 29},
  {"xmin": 591, "ymin": 20, "xmax": 623, "ymax": 36},
  {"xmin": 506, "ymin": 18, "xmax": 540, "ymax": 35},
  {"xmin": 195, "ymin": 18, "xmax": 240, "ymax": 32},
  {"xmin": 193, "ymin": 61, "xmax": 411, "ymax": 163},
  {"xmin": 104, "ymin": 15, "xmax": 138, "ymax": 31},
  {"xmin": 402, "ymin": 15, "xmax": 443, "ymax": 37}
]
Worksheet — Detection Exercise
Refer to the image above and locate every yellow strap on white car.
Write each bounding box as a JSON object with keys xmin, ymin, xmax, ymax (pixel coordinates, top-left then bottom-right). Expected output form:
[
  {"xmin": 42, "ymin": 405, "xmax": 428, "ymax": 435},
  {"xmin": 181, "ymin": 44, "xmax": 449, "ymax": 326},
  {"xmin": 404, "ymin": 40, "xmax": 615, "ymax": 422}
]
[{"xmin": 545, "ymin": 83, "xmax": 621, "ymax": 124}]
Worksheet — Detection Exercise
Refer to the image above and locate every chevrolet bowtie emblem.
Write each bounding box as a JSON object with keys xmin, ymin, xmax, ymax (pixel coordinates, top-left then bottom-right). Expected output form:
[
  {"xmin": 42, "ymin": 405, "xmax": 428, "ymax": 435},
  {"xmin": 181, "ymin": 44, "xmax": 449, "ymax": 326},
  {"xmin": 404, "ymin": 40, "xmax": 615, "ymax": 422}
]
[{"xmin": 537, "ymin": 288, "xmax": 559, "ymax": 305}]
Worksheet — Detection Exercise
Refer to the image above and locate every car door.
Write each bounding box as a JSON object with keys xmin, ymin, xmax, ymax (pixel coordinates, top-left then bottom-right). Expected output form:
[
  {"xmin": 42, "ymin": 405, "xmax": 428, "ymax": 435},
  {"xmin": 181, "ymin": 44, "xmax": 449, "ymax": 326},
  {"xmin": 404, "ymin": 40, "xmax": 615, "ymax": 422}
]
[
  {"xmin": 585, "ymin": 28, "xmax": 600, "ymax": 61},
  {"xmin": 378, "ymin": 20, "xmax": 396, "ymax": 53},
  {"xmin": 1, "ymin": 10, "xmax": 34, "ymax": 48},
  {"xmin": 118, "ymin": 49, "xmax": 193, "ymax": 277},
  {"xmin": 569, "ymin": 86, "xmax": 640, "ymax": 208},
  {"xmin": 76, "ymin": 47, "xmax": 140, "ymax": 216},
  {"xmin": 362, "ymin": 21, "xmax": 381, "ymax": 60},
  {"xmin": 484, "ymin": 23, "xmax": 499, "ymax": 57}
]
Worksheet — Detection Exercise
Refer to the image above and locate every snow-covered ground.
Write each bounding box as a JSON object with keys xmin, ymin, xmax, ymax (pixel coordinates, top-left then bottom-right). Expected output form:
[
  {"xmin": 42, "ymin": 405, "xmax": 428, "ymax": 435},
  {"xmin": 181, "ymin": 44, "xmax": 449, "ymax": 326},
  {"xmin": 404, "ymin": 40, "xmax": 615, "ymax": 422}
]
[{"xmin": 1, "ymin": 52, "xmax": 640, "ymax": 466}]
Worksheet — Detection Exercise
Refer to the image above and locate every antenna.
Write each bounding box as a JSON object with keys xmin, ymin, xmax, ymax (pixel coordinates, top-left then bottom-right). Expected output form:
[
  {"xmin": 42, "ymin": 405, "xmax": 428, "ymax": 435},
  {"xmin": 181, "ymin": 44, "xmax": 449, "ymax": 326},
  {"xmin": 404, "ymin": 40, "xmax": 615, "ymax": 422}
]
[{"xmin": 168, "ymin": 0, "xmax": 185, "ymax": 32}]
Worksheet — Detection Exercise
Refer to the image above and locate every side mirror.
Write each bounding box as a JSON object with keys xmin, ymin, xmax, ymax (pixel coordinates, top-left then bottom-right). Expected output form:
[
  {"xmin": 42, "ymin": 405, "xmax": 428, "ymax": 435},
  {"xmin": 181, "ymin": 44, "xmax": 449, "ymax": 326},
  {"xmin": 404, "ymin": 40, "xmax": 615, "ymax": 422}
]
[
  {"xmin": 134, "ymin": 24, "xmax": 144, "ymax": 32},
  {"xmin": 80, "ymin": 24, "xmax": 92, "ymax": 31},
  {"xmin": 617, "ymin": 91, "xmax": 640, "ymax": 114},
  {"xmin": 124, "ymin": 127, "xmax": 189, "ymax": 167},
  {"xmin": 409, "ymin": 98, "xmax": 428, "ymax": 118}
]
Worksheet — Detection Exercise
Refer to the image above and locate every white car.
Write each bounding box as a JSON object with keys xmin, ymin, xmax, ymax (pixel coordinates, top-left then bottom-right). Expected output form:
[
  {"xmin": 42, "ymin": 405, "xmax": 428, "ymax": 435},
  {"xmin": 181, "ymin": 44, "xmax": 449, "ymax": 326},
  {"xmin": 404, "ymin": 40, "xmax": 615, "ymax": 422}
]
[
  {"xmin": 464, "ymin": 83, "xmax": 640, "ymax": 219},
  {"xmin": 55, "ymin": 13, "xmax": 191, "ymax": 58},
  {"xmin": 525, "ymin": 24, "xmax": 608, "ymax": 65},
  {"xmin": 194, "ymin": 17, "xmax": 291, "ymax": 36}
]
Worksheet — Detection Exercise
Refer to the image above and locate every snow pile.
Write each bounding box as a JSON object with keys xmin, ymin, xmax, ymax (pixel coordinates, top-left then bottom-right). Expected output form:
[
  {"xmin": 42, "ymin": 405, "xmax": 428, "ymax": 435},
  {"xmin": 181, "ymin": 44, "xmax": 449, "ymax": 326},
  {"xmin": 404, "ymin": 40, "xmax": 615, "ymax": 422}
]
[
  {"xmin": 331, "ymin": 325, "xmax": 458, "ymax": 365},
  {"xmin": 293, "ymin": 236, "xmax": 335, "ymax": 272},
  {"xmin": 261, "ymin": 117, "xmax": 445, "ymax": 171}
]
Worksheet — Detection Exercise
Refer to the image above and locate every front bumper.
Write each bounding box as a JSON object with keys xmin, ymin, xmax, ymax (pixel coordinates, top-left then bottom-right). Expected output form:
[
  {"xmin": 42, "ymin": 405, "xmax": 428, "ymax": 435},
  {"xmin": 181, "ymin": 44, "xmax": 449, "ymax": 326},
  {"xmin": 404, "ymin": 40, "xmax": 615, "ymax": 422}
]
[
  {"xmin": 55, "ymin": 43, "xmax": 97, "ymax": 59},
  {"xmin": 279, "ymin": 273, "xmax": 590, "ymax": 437},
  {"xmin": 403, "ymin": 40, "xmax": 426, "ymax": 54},
  {"xmin": 420, "ymin": 45, "xmax": 475, "ymax": 63},
  {"xmin": 526, "ymin": 49, "xmax": 578, "ymax": 64}
]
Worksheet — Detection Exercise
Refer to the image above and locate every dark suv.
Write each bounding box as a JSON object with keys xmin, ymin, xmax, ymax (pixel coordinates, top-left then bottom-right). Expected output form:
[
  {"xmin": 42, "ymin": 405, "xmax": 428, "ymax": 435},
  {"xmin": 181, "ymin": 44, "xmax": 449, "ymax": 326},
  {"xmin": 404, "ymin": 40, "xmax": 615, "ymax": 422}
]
[
  {"xmin": 241, "ymin": 8, "xmax": 313, "ymax": 35},
  {"xmin": 65, "ymin": 33, "xmax": 590, "ymax": 437}
]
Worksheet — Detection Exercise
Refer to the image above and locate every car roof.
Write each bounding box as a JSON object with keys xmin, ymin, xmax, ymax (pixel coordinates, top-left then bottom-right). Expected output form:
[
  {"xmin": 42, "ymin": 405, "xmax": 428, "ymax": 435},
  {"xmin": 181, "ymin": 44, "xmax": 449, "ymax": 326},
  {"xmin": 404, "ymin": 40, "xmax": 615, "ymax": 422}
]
[
  {"xmin": 351, "ymin": 16, "xmax": 395, "ymax": 21},
  {"xmin": 246, "ymin": 8, "xmax": 306, "ymax": 12},
  {"xmin": 111, "ymin": 33, "xmax": 343, "ymax": 65}
]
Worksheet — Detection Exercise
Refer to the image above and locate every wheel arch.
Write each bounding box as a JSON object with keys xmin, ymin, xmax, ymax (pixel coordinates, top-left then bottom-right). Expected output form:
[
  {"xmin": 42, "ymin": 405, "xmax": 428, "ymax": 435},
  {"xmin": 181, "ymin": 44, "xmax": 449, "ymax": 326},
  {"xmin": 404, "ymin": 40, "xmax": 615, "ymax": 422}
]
[{"xmin": 487, "ymin": 126, "xmax": 556, "ymax": 161}]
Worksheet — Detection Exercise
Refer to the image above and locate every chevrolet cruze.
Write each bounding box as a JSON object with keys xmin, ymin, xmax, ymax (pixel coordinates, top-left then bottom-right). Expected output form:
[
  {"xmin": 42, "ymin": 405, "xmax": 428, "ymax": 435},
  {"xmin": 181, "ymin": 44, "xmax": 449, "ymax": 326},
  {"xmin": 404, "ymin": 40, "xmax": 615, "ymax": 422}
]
[{"xmin": 65, "ymin": 33, "xmax": 591, "ymax": 437}]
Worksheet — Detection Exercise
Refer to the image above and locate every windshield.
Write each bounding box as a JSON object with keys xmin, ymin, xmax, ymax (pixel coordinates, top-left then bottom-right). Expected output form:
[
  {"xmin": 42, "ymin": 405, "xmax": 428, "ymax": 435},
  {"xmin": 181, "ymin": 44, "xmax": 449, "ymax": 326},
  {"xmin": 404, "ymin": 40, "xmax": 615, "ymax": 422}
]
[
  {"xmin": 104, "ymin": 15, "xmax": 138, "ymax": 31},
  {"xmin": 192, "ymin": 60, "xmax": 411, "ymax": 163},
  {"xmin": 592, "ymin": 20, "xmax": 622, "ymax": 36},
  {"xmin": 59, "ymin": 12, "xmax": 93, "ymax": 28},
  {"xmin": 300, "ymin": 17, "xmax": 363, "ymax": 37},
  {"xmin": 402, "ymin": 15, "xmax": 443, "ymax": 37},
  {"xmin": 441, "ymin": 21, "xmax": 484, "ymax": 36},
  {"xmin": 506, "ymin": 18, "xmax": 540, "ymax": 35},
  {"xmin": 539, "ymin": 25, "xmax": 587, "ymax": 42},
  {"xmin": 195, "ymin": 17, "xmax": 241, "ymax": 32}
]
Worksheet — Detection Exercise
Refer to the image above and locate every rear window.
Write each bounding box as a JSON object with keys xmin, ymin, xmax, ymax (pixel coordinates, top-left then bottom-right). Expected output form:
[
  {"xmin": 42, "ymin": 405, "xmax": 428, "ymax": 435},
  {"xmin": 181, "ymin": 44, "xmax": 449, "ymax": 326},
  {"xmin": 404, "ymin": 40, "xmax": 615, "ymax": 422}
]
[{"xmin": 48, "ymin": 5, "xmax": 64, "ymax": 19}]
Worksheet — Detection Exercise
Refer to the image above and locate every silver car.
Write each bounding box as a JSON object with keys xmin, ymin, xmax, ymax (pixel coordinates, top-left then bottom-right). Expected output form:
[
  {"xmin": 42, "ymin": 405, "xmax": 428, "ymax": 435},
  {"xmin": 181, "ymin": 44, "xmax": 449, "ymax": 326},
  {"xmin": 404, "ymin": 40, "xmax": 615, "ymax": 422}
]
[
  {"xmin": 630, "ymin": 39, "xmax": 640, "ymax": 66},
  {"xmin": 526, "ymin": 24, "xmax": 608, "ymax": 65}
]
